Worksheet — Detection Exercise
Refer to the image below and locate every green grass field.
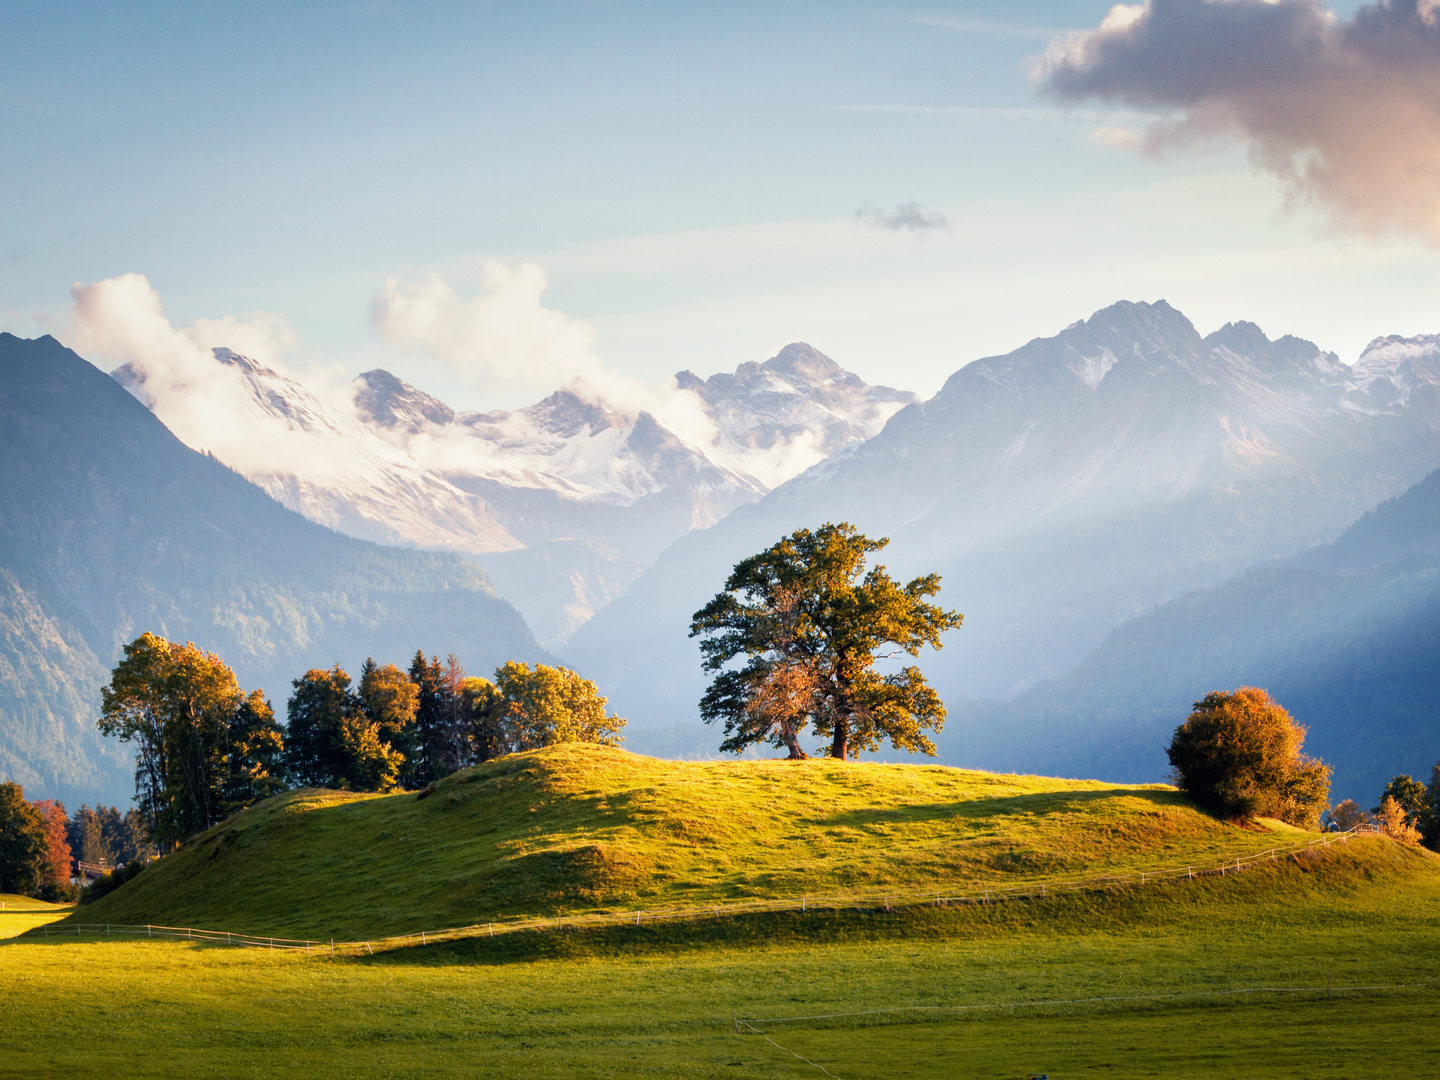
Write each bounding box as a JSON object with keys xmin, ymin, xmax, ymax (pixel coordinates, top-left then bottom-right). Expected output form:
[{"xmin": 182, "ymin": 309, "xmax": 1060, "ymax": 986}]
[
  {"xmin": 5, "ymin": 748, "xmax": 1439, "ymax": 1078},
  {"xmin": 63, "ymin": 744, "xmax": 1322, "ymax": 941}
]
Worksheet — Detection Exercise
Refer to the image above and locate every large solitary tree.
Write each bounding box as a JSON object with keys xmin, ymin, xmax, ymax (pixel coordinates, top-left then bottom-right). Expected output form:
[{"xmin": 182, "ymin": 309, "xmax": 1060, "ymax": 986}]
[{"xmin": 690, "ymin": 522, "xmax": 962, "ymax": 760}]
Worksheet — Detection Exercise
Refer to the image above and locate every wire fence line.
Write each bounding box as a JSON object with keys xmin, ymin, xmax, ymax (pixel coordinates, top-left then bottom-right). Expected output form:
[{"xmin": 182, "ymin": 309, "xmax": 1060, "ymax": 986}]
[{"xmin": 20, "ymin": 827, "xmax": 1376, "ymax": 957}]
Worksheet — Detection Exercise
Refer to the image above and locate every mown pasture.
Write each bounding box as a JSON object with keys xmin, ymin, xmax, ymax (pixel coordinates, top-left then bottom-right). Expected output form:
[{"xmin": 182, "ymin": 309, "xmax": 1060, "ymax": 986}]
[{"xmin": 4, "ymin": 747, "xmax": 1438, "ymax": 1077}]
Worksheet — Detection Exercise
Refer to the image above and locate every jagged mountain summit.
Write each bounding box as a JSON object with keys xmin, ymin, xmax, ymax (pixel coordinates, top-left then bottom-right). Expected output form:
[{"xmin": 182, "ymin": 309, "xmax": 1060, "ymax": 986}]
[
  {"xmin": 566, "ymin": 300, "xmax": 1440, "ymax": 745},
  {"xmin": 114, "ymin": 343, "xmax": 914, "ymax": 645}
]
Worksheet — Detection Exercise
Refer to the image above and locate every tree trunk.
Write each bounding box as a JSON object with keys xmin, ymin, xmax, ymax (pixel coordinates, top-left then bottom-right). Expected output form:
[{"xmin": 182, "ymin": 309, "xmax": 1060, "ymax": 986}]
[
  {"xmin": 781, "ymin": 727, "xmax": 808, "ymax": 760},
  {"xmin": 830, "ymin": 720, "xmax": 848, "ymax": 760}
]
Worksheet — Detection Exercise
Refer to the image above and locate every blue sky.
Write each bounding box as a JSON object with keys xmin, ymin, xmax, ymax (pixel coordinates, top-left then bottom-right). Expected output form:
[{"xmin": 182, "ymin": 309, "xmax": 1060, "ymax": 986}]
[{"xmin": 2, "ymin": 0, "xmax": 1432, "ymax": 409}]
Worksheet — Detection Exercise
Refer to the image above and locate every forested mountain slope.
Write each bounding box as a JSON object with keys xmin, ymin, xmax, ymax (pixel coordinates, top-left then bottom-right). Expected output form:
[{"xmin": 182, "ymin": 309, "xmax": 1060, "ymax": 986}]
[
  {"xmin": 948, "ymin": 467, "xmax": 1440, "ymax": 799},
  {"xmin": 0, "ymin": 334, "xmax": 544, "ymax": 807}
]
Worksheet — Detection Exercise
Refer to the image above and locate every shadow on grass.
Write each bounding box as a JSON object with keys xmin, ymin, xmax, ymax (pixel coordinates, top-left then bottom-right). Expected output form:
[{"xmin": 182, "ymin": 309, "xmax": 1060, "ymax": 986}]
[
  {"xmin": 343, "ymin": 847, "xmax": 1398, "ymax": 969},
  {"xmin": 814, "ymin": 787, "xmax": 1194, "ymax": 829}
]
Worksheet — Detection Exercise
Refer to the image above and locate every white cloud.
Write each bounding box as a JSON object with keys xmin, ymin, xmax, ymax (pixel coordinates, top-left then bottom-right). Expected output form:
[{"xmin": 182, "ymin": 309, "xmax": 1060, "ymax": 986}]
[
  {"xmin": 370, "ymin": 261, "xmax": 610, "ymax": 395},
  {"xmin": 367, "ymin": 260, "xmax": 738, "ymax": 467},
  {"xmin": 66, "ymin": 273, "xmax": 361, "ymax": 480}
]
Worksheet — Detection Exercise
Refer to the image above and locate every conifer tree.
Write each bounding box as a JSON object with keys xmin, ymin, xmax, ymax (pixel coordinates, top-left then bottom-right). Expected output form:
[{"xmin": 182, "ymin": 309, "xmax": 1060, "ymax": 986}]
[{"xmin": 406, "ymin": 651, "xmax": 448, "ymax": 786}]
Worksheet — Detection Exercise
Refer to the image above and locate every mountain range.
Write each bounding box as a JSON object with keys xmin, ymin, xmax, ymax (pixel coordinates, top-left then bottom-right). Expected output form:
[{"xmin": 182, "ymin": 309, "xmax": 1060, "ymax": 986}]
[
  {"xmin": 8, "ymin": 297, "xmax": 1440, "ymax": 809},
  {"xmin": 116, "ymin": 343, "xmax": 913, "ymax": 645},
  {"xmin": 0, "ymin": 333, "xmax": 544, "ymax": 808},
  {"xmin": 564, "ymin": 302, "xmax": 1440, "ymax": 766},
  {"xmin": 948, "ymin": 463, "xmax": 1440, "ymax": 800}
]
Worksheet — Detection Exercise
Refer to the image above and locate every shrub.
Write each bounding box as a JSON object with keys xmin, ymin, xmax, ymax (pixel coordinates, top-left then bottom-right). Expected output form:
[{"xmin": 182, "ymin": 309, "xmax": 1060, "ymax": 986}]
[
  {"xmin": 1166, "ymin": 687, "xmax": 1331, "ymax": 828},
  {"xmin": 1378, "ymin": 795, "xmax": 1423, "ymax": 846}
]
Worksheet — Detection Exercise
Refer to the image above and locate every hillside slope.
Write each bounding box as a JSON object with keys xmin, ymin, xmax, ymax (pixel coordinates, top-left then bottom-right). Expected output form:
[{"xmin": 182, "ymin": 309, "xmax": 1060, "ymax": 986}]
[
  {"xmin": 0, "ymin": 334, "xmax": 547, "ymax": 807},
  {"xmin": 71, "ymin": 744, "xmax": 1319, "ymax": 940},
  {"xmin": 947, "ymin": 467, "xmax": 1440, "ymax": 799}
]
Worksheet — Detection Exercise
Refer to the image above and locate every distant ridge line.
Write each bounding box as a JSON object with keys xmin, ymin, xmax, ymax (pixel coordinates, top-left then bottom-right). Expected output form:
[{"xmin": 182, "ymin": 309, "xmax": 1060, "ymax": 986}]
[{"xmin": 22, "ymin": 828, "xmax": 1377, "ymax": 956}]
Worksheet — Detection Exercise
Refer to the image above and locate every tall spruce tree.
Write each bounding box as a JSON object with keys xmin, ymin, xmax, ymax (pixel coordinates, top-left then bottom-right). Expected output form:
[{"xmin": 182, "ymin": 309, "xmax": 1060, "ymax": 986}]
[{"xmin": 406, "ymin": 651, "xmax": 448, "ymax": 787}]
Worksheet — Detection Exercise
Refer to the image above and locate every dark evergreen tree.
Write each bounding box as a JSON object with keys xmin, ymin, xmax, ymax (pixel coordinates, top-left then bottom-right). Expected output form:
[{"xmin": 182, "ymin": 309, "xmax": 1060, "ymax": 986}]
[{"xmin": 406, "ymin": 651, "xmax": 448, "ymax": 786}]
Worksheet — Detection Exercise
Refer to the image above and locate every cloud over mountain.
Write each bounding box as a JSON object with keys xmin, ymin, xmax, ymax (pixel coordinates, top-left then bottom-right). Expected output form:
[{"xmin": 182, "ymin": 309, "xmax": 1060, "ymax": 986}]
[{"xmin": 1035, "ymin": 0, "xmax": 1440, "ymax": 243}]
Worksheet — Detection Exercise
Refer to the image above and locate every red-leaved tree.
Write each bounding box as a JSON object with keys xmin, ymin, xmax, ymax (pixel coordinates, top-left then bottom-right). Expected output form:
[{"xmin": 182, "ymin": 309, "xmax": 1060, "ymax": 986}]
[{"xmin": 30, "ymin": 799, "xmax": 75, "ymax": 900}]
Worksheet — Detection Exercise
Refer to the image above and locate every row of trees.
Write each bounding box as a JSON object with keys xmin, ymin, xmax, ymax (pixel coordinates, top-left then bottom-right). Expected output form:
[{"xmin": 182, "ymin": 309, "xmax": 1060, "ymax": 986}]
[
  {"xmin": 0, "ymin": 791, "xmax": 155, "ymax": 902},
  {"xmin": 1332, "ymin": 770, "xmax": 1440, "ymax": 849},
  {"xmin": 98, "ymin": 633, "xmax": 625, "ymax": 853},
  {"xmin": 285, "ymin": 654, "xmax": 624, "ymax": 792}
]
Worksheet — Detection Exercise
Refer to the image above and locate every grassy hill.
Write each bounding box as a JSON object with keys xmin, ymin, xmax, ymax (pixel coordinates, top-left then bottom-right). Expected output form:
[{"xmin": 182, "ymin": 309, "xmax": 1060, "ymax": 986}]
[{"xmin": 67, "ymin": 744, "xmax": 1328, "ymax": 941}]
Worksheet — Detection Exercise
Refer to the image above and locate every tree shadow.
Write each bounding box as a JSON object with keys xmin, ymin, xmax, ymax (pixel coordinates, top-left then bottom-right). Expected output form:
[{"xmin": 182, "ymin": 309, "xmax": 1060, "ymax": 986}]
[{"xmin": 813, "ymin": 786, "xmax": 1193, "ymax": 829}]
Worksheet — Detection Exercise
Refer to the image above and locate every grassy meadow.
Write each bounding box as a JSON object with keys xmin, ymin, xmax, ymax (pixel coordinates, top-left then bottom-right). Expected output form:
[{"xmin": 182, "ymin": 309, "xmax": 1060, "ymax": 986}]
[
  {"xmin": 5, "ymin": 748, "xmax": 1439, "ymax": 1077},
  {"xmin": 64, "ymin": 744, "xmax": 1326, "ymax": 941}
]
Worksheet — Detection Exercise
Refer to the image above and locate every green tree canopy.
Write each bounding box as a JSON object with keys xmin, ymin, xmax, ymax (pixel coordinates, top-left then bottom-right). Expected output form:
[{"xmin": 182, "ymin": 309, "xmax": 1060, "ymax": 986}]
[
  {"xmin": 0, "ymin": 782, "xmax": 48, "ymax": 897},
  {"xmin": 689, "ymin": 522, "xmax": 963, "ymax": 760},
  {"xmin": 285, "ymin": 665, "xmax": 402, "ymax": 793},
  {"xmin": 1166, "ymin": 687, "xmax": 1331, "ymax": 828},
  {"xmin": 406, "ymin": 651, "xmax": 448, "ymax": 787},
  {"xmin": 99, "ymin": 632, "xmax": 283, "ymax": 850},
  {"xmin": 357, "ymin": 659, "xmax": 418, "ymax": 758},
  {"xmin": 1377, "ymin": 774, "xmax": 1428, "ymax": 825},
  {"xmin": 462, "ymin": 676, "xmax": 508, "ymax": 763},
  {"xmin": 493, "ymin": 662, "xmax": 626, "ymax": 751}
]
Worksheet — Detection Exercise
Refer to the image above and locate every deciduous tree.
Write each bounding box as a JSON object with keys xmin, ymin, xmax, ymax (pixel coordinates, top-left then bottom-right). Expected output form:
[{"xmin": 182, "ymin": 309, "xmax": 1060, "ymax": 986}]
[
  {"xmin": 493, "ymin": 662, "xmax": 626, "ymax": 750},
  {"xmin": 1377, "ymin": 795, "xmax": 1423, "ymax": 845},
  {"xmin": 0, "ymin": 783, "xmax": 47, "ymax": 897},
  {"xmin": 1166, "ymin": 687, "xmax": 1331, "ymax": 828},
  {"xmin": 100, "ymin": 632, "xmax": 281, "ymax": 850},
  {"xmin": 1329, "ymin": 799, "xmax": 1369, "ymax": 831},
  {"xmin": 285, "ymin": 666, "xmax": 401, "ymax": 792},
  {"xmin": 689, "ymin": 522, "xmax": 962, "ymax": 760},
  {"xmin": 357, "ymin": 659, "xmax": 418, "ymax": 758},
  {"xmin": 1377, "ymin": 774, "xmax": 1430, "ymax": 840},
  {"xmin": 30, "ymin": 799, "xmax": 75, "ymax": 901}
]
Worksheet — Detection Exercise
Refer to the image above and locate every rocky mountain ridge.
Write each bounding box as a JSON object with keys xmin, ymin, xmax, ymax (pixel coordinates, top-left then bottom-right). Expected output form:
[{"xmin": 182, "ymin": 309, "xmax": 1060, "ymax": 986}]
[
  {"xmin": 115, "ymin": 343, "xmax": 914, "ymax": 644},
  {"xmin": 565, "ymin": 300, "xmax": 1440, "ymax": 746}
]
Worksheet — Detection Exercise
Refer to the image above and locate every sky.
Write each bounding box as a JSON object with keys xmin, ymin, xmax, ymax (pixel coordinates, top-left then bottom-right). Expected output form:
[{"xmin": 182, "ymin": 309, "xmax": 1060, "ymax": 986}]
[{"xmin": 3, "ymin": 0, "xmax": 1437, "ymax": 411}]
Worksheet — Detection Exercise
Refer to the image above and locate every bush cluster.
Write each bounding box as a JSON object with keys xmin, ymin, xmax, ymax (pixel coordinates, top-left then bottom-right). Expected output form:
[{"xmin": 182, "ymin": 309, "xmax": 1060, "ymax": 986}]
[{"xmin": 1166, "ymin": 687, "xmax": 1331, "ymax": 828}]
